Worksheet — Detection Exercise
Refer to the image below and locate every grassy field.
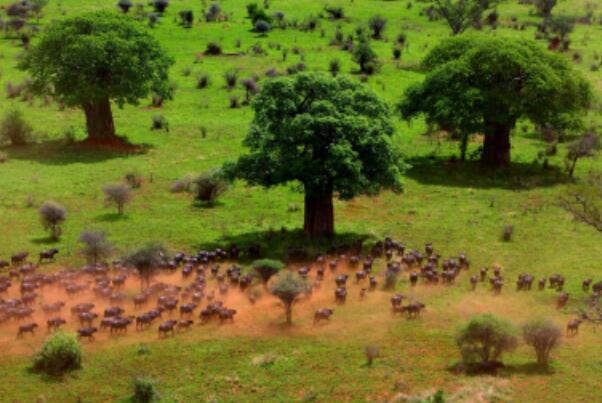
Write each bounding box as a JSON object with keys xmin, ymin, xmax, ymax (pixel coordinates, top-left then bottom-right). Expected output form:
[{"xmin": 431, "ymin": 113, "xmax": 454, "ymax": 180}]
[{"xmin": 0, "ymin": 0, "xmax": 601, "ymax": 401}]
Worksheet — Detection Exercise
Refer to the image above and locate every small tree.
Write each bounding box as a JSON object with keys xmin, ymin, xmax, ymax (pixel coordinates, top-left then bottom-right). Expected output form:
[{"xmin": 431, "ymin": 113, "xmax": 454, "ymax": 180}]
[
  {"xmin": 560, "ymin": 173, "xmax": 602, "ymax": 232},
  {"xmin": 117, "ymin": 0, "xmax": 133, "ymax": 13},
  {"xmin": 270, "ymin": 271, "xmax": 308, "ymax": 325},
  {"xmin": 0, "ymin": 108, "xmax": 31, "ymax": 146},
  {"xmin": 254, "ymin": 20, "xmax": 271, "ymax": 35},
  {"xmin": 29, "ymin": 0, "xmax": 49, "ymax": 22},
  {"xmin": 103, "ymin": 183, "xmax": 132, "ymax": 214},
  {"xmin": 456, "ymin": 314, "xmax": 517, "ymax": 366},
  {"xmin": 534, "ymin": 0, "xmax": 557, "ymax": 20},
  {"xmin": 241, "ymin": 78, "xmax": 259, "ymax": 102},
  {"xmin": 522, "ymin": 319, "xmax": 561, "ymax": 366},
  {"xmin": 565, "ymin": 132, "xmax": 600, "ymax": 177},
  {"xmin": 253, "ymin": 259, "xmax": 284, "ymax": 285},
  {"xmin": 368, "ymin": 15, "xmax": 387, "ymax": 39},
  {"xmin": 224, "ymin": 69, "xmax": 239, "ymax": 89},
  {"xmin": 353, "ymin": 34, "xmax": 378, "ymax": 75},
  {"xmin": 133, "ymin": 376, "xmax": 159, "ymax": 403},
  {"xmin": 329, "ymin": 58, "xmax": 341, "ymax": 77},
  {"xmin": 21, "ymin": 12, "xmax": 173, "ymax": 144},
  {"xmin": 192, "ymin": 170, "xmax": 228, "ymax": 206},
  {"xmin": 428, "ymin": 0, "xmax": 499, "ymax": 35},
  {"xmin": 39, "ymin": 201, "xmax": 66, "ymax": 240},
  {"xmin": 124, "ymin": 243, "xmax": 168, "ymax": 290},
  {"xmin": 33, "ymin": 332, "xmax": 82, "ymax": 376},
  {"xmin": 79, "ymin": 231, "xmax": 112, "ymax": 265},
  {"xmin": 549, "ymin": 15, "xmax": 575, "ymax": 50}
]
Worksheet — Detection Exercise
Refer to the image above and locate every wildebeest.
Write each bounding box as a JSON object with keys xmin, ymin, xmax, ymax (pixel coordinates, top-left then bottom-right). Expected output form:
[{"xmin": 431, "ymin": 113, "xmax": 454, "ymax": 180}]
[
  {"xmin": 218, "ymin": 308, "xmax": 236, "ymax": 323},
  {"xmin": 566, "ymin": 319, "xmax": 582, "ymax": 336},
  {"xmin": 77, "ymin": 327, "xmax": 98, "ymax": 340},
  {"xmin": 582, "ymin": 279, "xmax": 592, "ymax": 291},
  {"xmin": 79, "ymin": 311, "xmax": 98, "ymax": 326},
  {"xmin": 470, "ymin": 275, "xmax": 478, "ymax": 290},
  {"xmin": 17, "ymin": 322, "xmax": 38, "ymax": 337},
  {"xmin": 0, "ymin": 260, "xmax": 9, "ymax": 269},
  {"xmin": 39, "ymin": 248, "xmax": 59, "ymax": 263},
  {"xmin": 11, "ymin": 252, "xmax": 28, "ymax": 266},
  {"xmin": 390, "ymin": 294, "xmax": 404, "ymax": 308},
  {"xmin": 557, "ymin": 292, "xmax": 569, "ymax": 309},
  {"xmin": 104, "ymin": 306, "xmax": 125, "ymax": 318},
  {"xmin": 334, "ymin": 287, "xmax": 347, "ymax": 304},
  {"xmin": 538, "ymin": 278, "xmax": 546, "ymax": 291},
  {"xmin": 480, "ymin": 267, "xmax": 488, "ymax": 281},
  {"xmin": 47, "ymin": 317, "xmax": 66, "ymax": 332},
  {"xmin": 403, "ymin": 302, "xmax": 426, "ymax": 318},
  {"xmin": 409, "ymin": 271, "xmax": 418, "ymax": 286},
  {"xmin": 313, "ymin": 308, "xmax": 334, "ymax": 325},
  {"xmin": 177, "ymin": 319, "xmax": 194, "ymax": 331},
  {"xmin": 71, "ymin": 303, "xmax": 95, "ymax": 315},
  {"xmin": 158, "ymin": 320, "xmax": 178, "ymax": 337},
  {"xmin": 335, "ymin": 274, "xmax": 349, "ymax": 287},
  {"xmin": 516, "ymin": 273, "xmax": 534, "ymax": 291},
  {"xmin": 180, "ymin": 303, "xmax": 197, "ymax": 317}
]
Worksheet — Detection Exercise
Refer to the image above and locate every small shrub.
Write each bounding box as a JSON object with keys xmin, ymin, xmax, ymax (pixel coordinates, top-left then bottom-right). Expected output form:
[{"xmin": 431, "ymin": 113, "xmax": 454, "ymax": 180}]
[
  {"xmin": 324, "ymin": 6, "xmax": 344, "ymax": 20},
  {"xmin": 125, "ymin": 172, "xmax": 143, "ymax": 189},
  {"xmin": 456, "ymin": 314, "xmax": 517, "ymax": 367},
  {"xmin": 522, "ymin": 319, "xmax": 561, "ymax": 366},
  {"xmin": 393, "ymin": 47, "xmax": 402, "ymax": 60},
  {"xmin": 205, "ymin": 3, "xmax": 222, "ymax": 22},
  {"xmin": 152, "ymin": 0, "xmax": 169, "ymax": 14},
  {"xmin": 0, "ymin": 108, "xmax": 31, "ymax": 146},
  {"xmin": 179, "ymin": 10, "xmax": 194, "ymax": 27},
  {"xmin": 204, "ymin": 42, "xmax": 222, "ymax": 55},
  {"xmin": 39, "ymin": 201, "xmax": 66, "ymax": 240},
  {"xmin": 137, "ymin": 344, "xmax": 151, "ymax": 355},
  {"xmin": 270, "ymin": 271, "xmax": 308, "ymax": 324},
  {"xmin": 151, "ymin": 115, "xmax": 169, "ymax": 132},
  {"xmin": 33, "ymin": 332, "xmax": 82, "ymax": 376},
  {"xmin": 117, "ymin": 0, "xmax": 133, "ymax": 13},
  {"xmin": 197, "ymin": 73, "xmax": 211, "ymax": 89},
  {"xmin": 224, "ymin": 69, "xmax": 239, "ymax": 89},
  {"xmin": 170, "ymin": 177, "xmax": 193, "ymax": 193},
  {"xmin": 501, "ymin": 224, "xmax": 513, "ymax": 242},
  {"xmin": 103, "ymin": 183, "xmax": 132, "ymax": 215},
  {"xmin": 79, "ymin": 230, "xmax": 112, "ymax": 265},
  {"xmin": 364, "ymin": 345, "xmax": 380, "ymax": 366},
  {"xmin": 241, "ymin": 78, "xmax": 259, "ymax": 101},
  {"xmin": 148, "ymin": 13, "xmax": 159, "ymax": 27},
  {"xmin": 254, "ymin": 19, "xmax": 271, "ymax": 34},
  {"xmin": 0, "ymin": 151, "xmax": 7, "ymax": 163},
  {"xmin": 253, "ymin": 258, "xmax": 285, "ymax": 284},
  {"xmin": 133, "ymin": 376, "xmax": 159, "ymax": 403},
  {"xmin": 329, "ymin": 59, "xmax": 340, "ymax": 77},
  {"xmin": 229, "ymin": 95, "xmax": 240, "ymax": 108},
  {"xmin": 192, "ymin": 170, "xmax": 228, "ymax": 205},
  {"xmin": 368, "ymin": 15, "xmax": 387, "ymax": 39}
]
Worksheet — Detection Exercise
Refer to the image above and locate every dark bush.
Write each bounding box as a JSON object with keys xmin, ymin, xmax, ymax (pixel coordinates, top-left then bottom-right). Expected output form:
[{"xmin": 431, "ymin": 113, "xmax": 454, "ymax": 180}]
[
  {"xmin": 152, "ymin": 0, "xmax": 169, "ymax": 14},
  {"xmin": 368, "ymin": 15, "xmax": 387, "ymax": 39},
  {"xmin": 329, "ymin": 59, "xmax": 340, "ymax": 77},
  {"xmin": 229, "ymin": 95, "xmax": 240, "ymax": 108},
  {"xmin": 125, "ymin": 172, "xmax": 143, "ymax": 189},
  {"xmin": 124, "ymin": 243, "xmax": 169, "ymax": 289},
  {"xmin": 501, "ymin": 224, "xmax": 514, "ymax": 242},
  {"xmin": 33, "ymin": 332, "xmax": 82, "ymax": 376},
  {"xmin": 151, "ymin": 115, "xmax": 169, "ymax": 132},
  {"xmin": 117, "ymin": 0, "xmax": 133, "ymax": 13},
  {"xmin": 204, "ymin": 42, "xmax": 222, "ymax": 55},
  {"xmin": 79, "ymin": 230, "xmax": 112, "ymax": 265},
  {"xmin": 324, "ymin": 6, "xmax": 344, "ymax": 20},
  {"xmin": 39, "ymin": 201, "xmax": 67, "ymax": 240},
  {"xmin": 192, "ymin": 170, "xmax": 228, "ymax": 205},
  {"xmin": 364, "ymin": 345, "xmax": 380, "ymax": 366},
  {"xmin": 393, "ymin": 47, "xmax": 402, "ymax": 60},
  {"xmin": 205, "ymin": 3, "xmax": 221, "ymax": 22},
  {"xmin": 133, "ymin": 376, "xmax": 159, "ymax": 403},
  {"xmin": 103, "ymin": 183, "xmax": 132, "ymax": 215},
  {"xmin": 197, "ymin": 73, "xmax": 211, "ymax": 89},
  {"xmin": 224, "ymin": 69, "xmax": 238, "ymax": 89},
  {"xmin": 179, "ymin": 10, "xmax": 194, "ymax": 27},
  {"xmin": 253, "ymin": 258, "xmax": 285, "ymax": 284},
  {"xmin": 254, "ymin": 19, "xmax": 271, "ymax": 34},
  {"xmin": 0, "ymin": 108, "xmax": 31, "ymax": 146}
]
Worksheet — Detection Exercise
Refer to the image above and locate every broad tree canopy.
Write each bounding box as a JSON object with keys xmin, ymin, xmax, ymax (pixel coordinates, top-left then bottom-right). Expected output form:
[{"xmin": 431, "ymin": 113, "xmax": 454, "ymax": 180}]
[
  {"xmin": 22, "ymin": 11, "xmax": 173, "ymax": 142},
  {"xmin": 399, "ymin": 36, "xmax": 591, "ymax": 166},
  {"xmin": 224, "ymin": 72, "xmax": 405, "ymax": 238}
]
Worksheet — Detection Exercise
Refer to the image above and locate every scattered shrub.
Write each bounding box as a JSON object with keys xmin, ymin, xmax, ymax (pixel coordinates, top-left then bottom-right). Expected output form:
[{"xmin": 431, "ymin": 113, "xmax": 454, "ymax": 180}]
[
  {"xmin": 501, "ymin": 224, "xmax": 514, "ymax": 242},
  {"xmin": 324, "ymin": 6, "xmax": 344, "ymax": 20},
  {"xmin": 205, "ymin": 3, "xmax": 222, "ymax": 22},
  {"xmin": 329, "ymin": 58, "xmax": 340, "ymax": 77},
  {"xmin": 393, "ymin": 47, "xmax": 402, "ymax": 60},
  {"xmin": 148, "ymin": 13, "xmax": 159, "ymax": 27},
  {"xmin": 0, "ymin": 151, "xmax": 7, "ymax": 163},
  {"xmin": 241, "ymin": 78, "xmax": 259, "ymax": 101},
  {"xmin": 253, "ymin": 258, "xmax": 285, "ymax": 284},
  {"xmin": 124, "ymin": 243, "xmax": 169, "ymax": 289},
  {"xmin": 79, "ymin": 230, "xmax": 112, "ymax": 265},
  {"xmin": 353, "ymin": 35, "xmax": 378, "ymax": 75},
  {"xmin": 197, "ymin": 73, "xmax": 211, "ymax": 89},
  {"xmin": 254, "ymin": 20, "xmax": 271, "ymax": 34},
  {"xmin": 0, "ymin": 108, "xmax": 31, "ymax": 146},
  {"xmin": 133, "ymin": 376, "xmax": 159, "ymax": 403},
  {"xmin": 565, "ymin": 131, "xmax": 600, "ymax": 177},
  {"xmin": 125, "ymin": 172, "xmax": 143, "ymax": 189},
  {"xmin": 364, "ymin": 345, "xmax": 380, "ymax": 366},
  {"xmin": 152, "ymin": 0, "xmax": 169, "ymax": 14},
  {"xmin": 456, "ymin": 314, "xmax": 518, "ymax": 368},
  {"xmin": 179, "ymin": 10, "xmax": 194, "ymax": 27},
  {"xmin": 224, "ymin": 69, "xmax": 239, "ymax": 89},
  {"xmin": 151, "ymin": 115, "xmax": 169, "ymax": 132},
  {"xmin": 117, "ymin": 0, "xmax": 133, "ymax": 13},
  {"xmin": 33, "ymin": 331, "xmax": 82, "ymax": 376},
  {"xmin": 522, "ymin": 319, "xmax": 561, "ymax": 366},
  {"xmin": 39, "ymin": 201, "xmax": 66, "ymax": 240},
  {"xmin": 205, "ymin": 42, "xmax": 222, "ymax": 55},
  {"xmin": 192, "ymin": 170, "xmax": 228, "ymax": 205},
  {"xmin": 270, "ymin": 271, "xmax": 308, "ymax": 324},
  {"xmin": 170, "ymin": 177, "xmax": 193, "ymax": 193},
  {"xmin": 368, "ymin": 15, "xmax": 387, "ymax": 39},
  {"xmin": 229, "ymin": 95, "xmax": 240, "ymax": 108},
  {"xmin": 103, "ymin": 183, "xmax": 132, "ymax": 215}
]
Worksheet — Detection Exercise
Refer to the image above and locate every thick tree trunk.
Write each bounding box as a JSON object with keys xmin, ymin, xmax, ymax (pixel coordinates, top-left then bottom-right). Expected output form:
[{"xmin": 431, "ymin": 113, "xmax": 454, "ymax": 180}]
[
  {"xmin": 482, "ymin": 123, "xmax": 511, "ymax": 167},
  {"xmin": 285, "ymin": 304, "xmax": 292, "ymax": 325},
  {"xmin": 304, "ymin": 190, "xmax": 334, "ymax": 238},
  {"xmin": 82, "ymin": 98, "xmax": 116, "ymax": 142}
]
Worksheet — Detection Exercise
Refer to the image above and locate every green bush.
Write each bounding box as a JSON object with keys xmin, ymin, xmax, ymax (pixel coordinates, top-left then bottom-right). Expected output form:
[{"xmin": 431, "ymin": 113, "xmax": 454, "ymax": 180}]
[
  {"xmin": 33, "ymin": 331, "xmax": 82, "ymax": 376},
  {"xmin": 0, "ymin": 108, "xmax": 31, "ymax": 146},
  {"xmin": 192, "ymin": 170, "xmax": 228, "ymax": 205},
  {"xmin": 456, "ymin": 314, "xmax": 517, "ymax": 366},
  {"xmin": 133, "ymin": 376, "xmax": 159, "ymax": 402},
  {"xmin": 252, "ymin": 258, "xmax": 285, "ymax": 283}
]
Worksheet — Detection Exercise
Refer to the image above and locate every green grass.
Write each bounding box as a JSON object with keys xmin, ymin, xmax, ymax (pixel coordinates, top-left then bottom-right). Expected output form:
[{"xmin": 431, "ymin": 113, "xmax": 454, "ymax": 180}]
[{"xmin": 0, "ymin": 0, "xmax": 601, "ymax": 401}]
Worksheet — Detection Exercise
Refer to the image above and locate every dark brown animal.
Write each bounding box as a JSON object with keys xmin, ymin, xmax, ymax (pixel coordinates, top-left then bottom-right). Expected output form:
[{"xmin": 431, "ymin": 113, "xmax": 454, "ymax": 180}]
[
  {"xmin": 17, "ymin": 322, "xmax": 38, "ymax": 337},
  {"xmin": 566, "ymin": 319, "xmax": 582, "ymax": 336},
  {"xmin": 314, "ymin": 308, "xmax": 334, "ymax": 324}
]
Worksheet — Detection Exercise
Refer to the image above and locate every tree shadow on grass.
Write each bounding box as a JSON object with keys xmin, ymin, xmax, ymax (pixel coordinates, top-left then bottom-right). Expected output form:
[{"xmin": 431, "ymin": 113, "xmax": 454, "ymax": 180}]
[
  {"xmin": 198, "ymin": 228, "xmax": 374, "ymax": 264},
  {"xmin": 447, "ymin": 361, "xmax": 555, "ymax": 377},
  {"xmin": 1, "ymin": 139, "xmax": 152, "ymax": 166},
  {"xmin": 499, "ymin": 362, "xmax": 556, "ymax": 376},
  {"xmin": 96, "ymin": 212, "xmax": 127, "ymax": 222},
  {"xmin": 31, "ymin": 236, "xmax": 60, "ymax": 245},
  {"xmin": 406, "ymin": 156, "xmax": 571, "ymax": 190}
]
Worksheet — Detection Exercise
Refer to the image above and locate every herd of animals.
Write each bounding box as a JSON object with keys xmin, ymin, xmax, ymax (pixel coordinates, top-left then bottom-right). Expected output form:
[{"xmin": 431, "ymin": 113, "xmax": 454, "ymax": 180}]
[{"xmin": 0, "ymin": 238, "xmax": 600, "ymax": 344}]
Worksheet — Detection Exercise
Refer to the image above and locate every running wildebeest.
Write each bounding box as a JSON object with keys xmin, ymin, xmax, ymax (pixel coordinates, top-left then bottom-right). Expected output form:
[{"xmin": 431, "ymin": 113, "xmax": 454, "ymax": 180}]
[
  {"xmin": 47, "ymin": 317, "xmax": 66, "ymax": 332},
  {"xmin": 38, "ymin": 248, "xmax": 59, "ymax": 263},
  {"xmin": 567, "ymin": 319, "xmax": 582, "ymax": 336},
  {"xmin": 17, "ymin": 322, "xmax": 38, "ymax": 337},
  {"xmin": 314, "ymin": 308, "xmax": 334, "ymax": 324},
  {"xmin": 77, "ymin": 327, "xmax": 98, "ymax": 340},
  {"xmin": 158, "ymin": 320, "xmax": 178, "ymax": 337}
]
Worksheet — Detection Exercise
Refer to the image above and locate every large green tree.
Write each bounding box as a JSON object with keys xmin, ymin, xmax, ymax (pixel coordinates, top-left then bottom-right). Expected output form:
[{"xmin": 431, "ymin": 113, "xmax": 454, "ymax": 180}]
[
  {"xmin": 224, "ymin": 73, "xmax": 405, "ymax": 238},
  {"xmin": 399, "ymin": 36, "xmax": 591, "ymax": 166},
  {"xmin": 21, "ymin": 11, "xmax": 173, "ymax": 143}
]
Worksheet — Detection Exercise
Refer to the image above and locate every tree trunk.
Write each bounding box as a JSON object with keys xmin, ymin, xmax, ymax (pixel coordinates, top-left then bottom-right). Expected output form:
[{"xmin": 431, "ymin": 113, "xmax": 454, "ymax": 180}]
[
  {"xmin": 285, "ymin": 304, "xmax": 292, "ymax": 325},
  {"xmin": 304, "ymin": 190, "xmax": 334, "ymax": 238},
  {"xmin": 82, "ymin": 98, "xmax": 116, "ymax": 142},
  {"xmin": 482, "ymin": 122, "xmax": 511, "ymax": 167}
]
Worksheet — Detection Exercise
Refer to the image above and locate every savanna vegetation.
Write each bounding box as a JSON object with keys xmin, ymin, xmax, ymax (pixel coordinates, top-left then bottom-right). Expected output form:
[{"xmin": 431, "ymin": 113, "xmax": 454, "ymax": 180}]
[{"xmin": 0, "ymin": 0, "xmax": 601, "ymax": 401}]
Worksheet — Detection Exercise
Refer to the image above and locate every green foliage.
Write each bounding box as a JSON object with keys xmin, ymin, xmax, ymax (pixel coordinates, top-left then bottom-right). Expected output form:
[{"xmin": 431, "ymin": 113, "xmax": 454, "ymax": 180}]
[
  {"xmin": 400, "ymin": 36, "xmax": 592, "ymax": 164},
  {"xmin": 79, "ymin": 230, "xmax": 112, "ymax": 265},
  {"xmin": 191, "ymin": 169, "xmax": 229, "ymax": 205},
  {"xmin": 549, "ymin": 15, "xmax": 575, "ymax": 41},
  {"xmin": 33, "ymin": 332, "xmax": 82, "ymax": 376},
  {"xmin": 21, "ymin": 11, "xmax": 174, "ymax": 109},
  {"xmin": 133, "ymin": 376, "xmax": 159, "ymax": 403},
  {"xmin": 353, "ymin": 34, "xmax": 379, "ymax": 74},
  {"xmin": 534, "ymin": 0, "xmax": 557, "ymax": 18},
  {"xmin": 522, "ymin": 319, "xmax": 562, "ymax": 366},
  {"xmin": 39, "ymin": 201, "xmax": 67, "ymax": 240},
  {"xmin": 252, "ymin": 258, "xmax": 285, "ymax": 283},
  {"xmin": 367, "ymin": 15, "xmax": 387, "ymax": 39},
  {"xmin": 0, "ymin": 108, "xmax": 31, "ymax": 146},
  {"xmin": 456, "ymin": 314, "xmax": 518, "ymax": 365},
  {"xmin": 270, "ymin": 271, "xmax": 308, "ymax": 324},
  {"xmin": 428, "ymin": 0, "xmax": 499, "ymax": 35}
]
